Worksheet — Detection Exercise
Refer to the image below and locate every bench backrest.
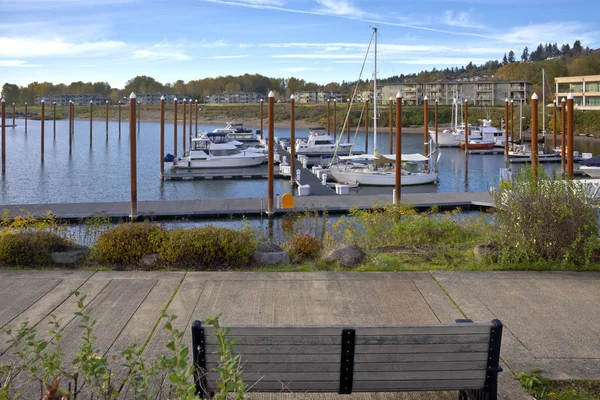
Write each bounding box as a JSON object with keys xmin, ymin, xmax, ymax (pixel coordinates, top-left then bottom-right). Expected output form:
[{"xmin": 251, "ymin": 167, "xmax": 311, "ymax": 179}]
[{"xmin": 192, "ymin": 320, "xmax": 502, "ymax": 396}]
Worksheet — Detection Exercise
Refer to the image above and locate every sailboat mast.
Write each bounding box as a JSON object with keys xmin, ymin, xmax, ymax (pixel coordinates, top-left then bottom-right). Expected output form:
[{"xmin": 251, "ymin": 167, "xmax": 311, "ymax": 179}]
[
  {"xmin": 542, "ymin": 68, "xmax": 545, "ymax": 136},
  {"xmin": 373, "ymin": 27, "xmax": 377, "ymax": 152}
]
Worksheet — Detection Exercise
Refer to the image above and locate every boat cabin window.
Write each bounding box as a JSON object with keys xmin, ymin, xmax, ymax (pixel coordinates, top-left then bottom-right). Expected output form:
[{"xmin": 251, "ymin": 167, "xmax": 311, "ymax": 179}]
[
  {"xmin": 207, "ymin": 133, "xmax": 230, "ymax": 144},
  {"xmin": 313, "ymin": 140, "xmax": 332, "ymax": 145},
  {"xmin": 210, "ymin": 149, "xmax": 241, "ymax": 157},
  {"xmin": 193, "ymin": 140, "xmax": 210, "ymax": 151}
]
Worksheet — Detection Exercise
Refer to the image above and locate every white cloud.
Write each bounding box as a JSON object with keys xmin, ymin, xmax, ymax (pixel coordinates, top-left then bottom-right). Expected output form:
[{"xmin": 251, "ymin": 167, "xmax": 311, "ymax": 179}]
[
  {"xmin": 393, "ymin": 57, "xmax": 492, "ymax": 65},
  {"xmin": 272, "ymin": 54, "xmax": 363, "ymax": 59},
  {"xmin": 235, "ymin": 0, "xmax": 285, "ymax": 5},
  {"xmin": 0, "ymin": 60, "xmax": 40, "ymax": 67},
  {"xmin": 314, "ymin": 0, "xmax": 367, "ymax": 18},
  {"xmin": 443, "ymin": 11, "xmax": 484, "ymax": 29},
  {"xmin": 0, "ymin": 37, "xmax": 125, "ymax": 58},
  {"xmin": 133, "ymin": 49, "xmax": 191, "ymax": 61},
  {"xmin": 207, "ymin": 55, "xmax": 249, "ymax": 59},
  {"xmin": 283, "ymin": 67, "xmax": 320, "ymax": 72},
  {"xmin": 497, "ymin": 22, "xmax": 598, "ymax": 46},
  {"xmin": 196, "ymin": 39, "xmax": 230, "ymax": 48}
]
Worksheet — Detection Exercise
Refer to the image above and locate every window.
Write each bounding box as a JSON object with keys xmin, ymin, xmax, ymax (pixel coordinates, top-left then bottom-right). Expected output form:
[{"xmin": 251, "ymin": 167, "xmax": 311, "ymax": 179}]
[{"xmin": 210, "ymin": 149, "xmax": 241, "ymax": 156}]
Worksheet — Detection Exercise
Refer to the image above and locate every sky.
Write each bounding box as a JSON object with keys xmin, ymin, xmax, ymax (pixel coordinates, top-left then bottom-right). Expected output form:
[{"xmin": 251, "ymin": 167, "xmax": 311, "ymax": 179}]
[{"xmin": 0, "ymin": 0, "xmax": 598, "ymax": 91}]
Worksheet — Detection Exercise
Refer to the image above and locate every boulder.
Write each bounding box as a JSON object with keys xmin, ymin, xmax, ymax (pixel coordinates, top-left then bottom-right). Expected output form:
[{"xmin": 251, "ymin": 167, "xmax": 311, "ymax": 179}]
[
  {"xmin": 50, "ymin": 245, "xmax": 90, "ymax": 265},
  {"xmin": 141, "ymin": 253, "xmax": 160, "ymax": 266},
  {"xmin": 323, "ymin": 244, "xmax": 366, "ymax": 267},
  {"xmin": 253, "ymin": 242, "xmax": 290, "ymax": 265}
]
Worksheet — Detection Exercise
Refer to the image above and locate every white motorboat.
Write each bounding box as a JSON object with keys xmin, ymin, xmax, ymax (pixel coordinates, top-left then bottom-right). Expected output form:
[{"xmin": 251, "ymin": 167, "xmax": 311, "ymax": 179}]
[
  {"xmin": 213, "ymin": 122, "xmax": 260, "ymax": 144},
  {"xmin": 577, "ymin": 155, "xmax": 600, "ymax": 177},
  {"xmin": 174, "ymin": 131, "xmax": 267, "ymax": 169},
  {"xmin": 330, "ymin": 154, "xmax": 438, "ymax": 186},
  {"xmin": 294, "ymin": 127, "xmax": 352, "ymax": 157},
  {"xmin": 329, "ymin": 27, "xmax": 438, "ymax": 187}
]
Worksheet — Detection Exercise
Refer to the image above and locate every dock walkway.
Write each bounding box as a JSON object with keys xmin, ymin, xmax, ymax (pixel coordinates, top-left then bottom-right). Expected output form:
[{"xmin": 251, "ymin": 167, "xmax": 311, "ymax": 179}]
[
  {"xmin": 0, "ymin": 192, "xmax": 493, "ymax": 221},
  {"xmin": 276, "ymin": 143, "xmax": 335, "ymax": 195}
]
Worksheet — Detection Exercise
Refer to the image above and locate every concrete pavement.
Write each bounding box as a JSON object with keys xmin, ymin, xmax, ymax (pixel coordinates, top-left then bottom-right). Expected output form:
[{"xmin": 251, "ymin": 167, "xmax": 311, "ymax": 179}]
[{"xmin": 2, "ymin": 270, "xmax": 597, "ymax": 399}]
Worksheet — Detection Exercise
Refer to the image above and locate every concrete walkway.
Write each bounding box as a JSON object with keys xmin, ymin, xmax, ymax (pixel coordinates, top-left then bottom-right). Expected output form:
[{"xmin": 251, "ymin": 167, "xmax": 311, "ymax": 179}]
[{"xmin": 2, "ymin": 270, "xmax": 598, "ymax": 399}]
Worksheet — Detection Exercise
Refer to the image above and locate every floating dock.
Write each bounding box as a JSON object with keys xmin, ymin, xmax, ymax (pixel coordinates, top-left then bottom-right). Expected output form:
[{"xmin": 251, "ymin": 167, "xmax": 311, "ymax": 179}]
[{"xmin": 162, "ymin": 165, "xmax": 283, "ymax": 180}]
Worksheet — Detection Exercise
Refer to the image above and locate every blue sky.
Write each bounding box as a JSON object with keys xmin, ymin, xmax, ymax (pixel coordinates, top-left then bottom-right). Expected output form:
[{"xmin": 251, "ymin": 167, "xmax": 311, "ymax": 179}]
[{"xmin": 1, "ymin": 0, "xmax": 598, "ymax": 90}]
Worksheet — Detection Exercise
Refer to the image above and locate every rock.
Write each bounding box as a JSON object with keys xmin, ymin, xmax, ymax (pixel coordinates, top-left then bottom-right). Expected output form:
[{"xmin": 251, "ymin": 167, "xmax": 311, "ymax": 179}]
[
  {"xmin": 323, "ymin": 244, "xmax": 366, "ymax": 267},
  {"xmin": 473, "ymin": 244, "xmax": 496, "ymax": 262},
  {"xmin": 253, "ymin": 242, "xmax": 290, "ymax": 265},
  {"xmin": 141, "ymin": 253, "xmax": 160, "ymax": 266},
  {"xmin": 50, "ymin": 245, "xmax": 90, "ymax": 265}
]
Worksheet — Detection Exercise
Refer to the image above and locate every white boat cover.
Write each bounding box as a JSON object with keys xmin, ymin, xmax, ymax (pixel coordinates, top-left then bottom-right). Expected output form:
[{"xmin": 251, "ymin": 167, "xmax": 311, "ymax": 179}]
[{"xmin": 380, "ymin": 153, "xmax": 429, "ymax": 162}]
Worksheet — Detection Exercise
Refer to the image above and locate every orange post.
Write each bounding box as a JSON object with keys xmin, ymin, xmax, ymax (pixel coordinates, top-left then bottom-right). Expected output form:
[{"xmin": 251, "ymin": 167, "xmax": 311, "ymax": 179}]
[
  {"xmin": 290, "ymin": 94, "xmax": 296, "ymax": 183},
  {"xmin": 68, "ymin": 101, "xmax": 73, "ymax": 154},
  {"xmin": 394, "ymin": 93, "xmax": 402, "ymax": 204},
  {"xmin": 53, "ymin": 102, "xmax": 56, "ymax": 139},
  {"xmin": 105, "ymin": 100, "xmax": 109, "ymax": 140},
  {"xmin": 24, "ymin": 102, "xmax": 27, "ymax": 133},
  {"xmin": 41, "ymin": 99, "xmax": 45, "ymax": 161},
  {"xmin": 129, "ymin": 92, "xmax": 138, "ymax": 217},
  {"xmin": 118, "ymin": 101, "xmax": 122, "ymax": 138},
  {"xmin": 89, "ymin": 100, "xmax": 93, "ymax": 146},
  {"xmin": 267, "ymin": 92, "xmax": 275, "ymax": 215},
  {"xmin": 173, "ymin": 98, "xmax": 178, "ymax": 158},
  {"xmin": 531, "ymin": 93, "xmax": 539, "ymax": 179},
  {"xmin": 567, "ymin": 93, "xmax": 574, "ymax": 179},
  {"xmin": 160, "ymin": 96, "xmax": 165, "ymax": 179},
  {"xmin": 182, "ymin": 99, "xmax": 187, "ymax": 155}
]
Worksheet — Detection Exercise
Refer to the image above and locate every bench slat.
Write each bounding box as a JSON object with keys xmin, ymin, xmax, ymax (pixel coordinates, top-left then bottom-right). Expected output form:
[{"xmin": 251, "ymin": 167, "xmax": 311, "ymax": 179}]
[
  {"xmin": 204, "ymin": 361, "xmax": 488, "ymax": 373},
  {"xmin": 205, "ymin": 343, "xmax": 488, "ymax": 355},
  {"xmin": 204, "ymin": 324, "xmax": 492, "ymax": 336},
  {"xmin": 204, "ymin": 334, "xmax": 489, "ymax": 346}
]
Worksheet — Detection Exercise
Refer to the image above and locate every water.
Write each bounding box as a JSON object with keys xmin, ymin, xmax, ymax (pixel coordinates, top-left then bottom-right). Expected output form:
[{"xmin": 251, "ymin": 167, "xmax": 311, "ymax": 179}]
[{"xmin": 1, "ymin": 119, "xmax": 597, "ymax": 205}]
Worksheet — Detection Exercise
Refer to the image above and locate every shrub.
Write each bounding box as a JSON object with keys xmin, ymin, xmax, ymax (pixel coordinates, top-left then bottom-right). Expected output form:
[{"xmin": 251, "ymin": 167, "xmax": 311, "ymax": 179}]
[
  {"xmin": 0, "ymin": 231, "xmax": 71, "ymax": 265},
  {"xmin": 159, "ymin": 226, "xmax": 257, "ymax": 268},
  {"xmin": 490, "ymin": 168, "xmax": 600, "ymax": 264},
  {"xmin": 285, "ymin": 234, "xmax": 321, "ymax": 261},
  {"xmin": 95, "ymin": 222, "xmax": 166, "ymax": 265}
]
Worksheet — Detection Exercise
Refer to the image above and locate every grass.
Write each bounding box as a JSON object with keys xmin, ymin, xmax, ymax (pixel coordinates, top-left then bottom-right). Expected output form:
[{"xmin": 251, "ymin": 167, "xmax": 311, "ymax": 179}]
[{"xmin": 519, "ymin": 372, "xmax": 600, "ymax": 399}]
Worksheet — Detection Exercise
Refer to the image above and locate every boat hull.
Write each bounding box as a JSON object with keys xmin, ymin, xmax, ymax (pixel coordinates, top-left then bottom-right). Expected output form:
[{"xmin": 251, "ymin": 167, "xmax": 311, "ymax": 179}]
[
  {"xmin": 330, "ymin": 168, "xmax": 438, "ymax": 186},
  {"xmin": 173, "ymin": 154, "xmax": 267, "ymax": 169},
  {"xmin": 460, "ymin": 141, "xmax": 495, "ymax": 150}
]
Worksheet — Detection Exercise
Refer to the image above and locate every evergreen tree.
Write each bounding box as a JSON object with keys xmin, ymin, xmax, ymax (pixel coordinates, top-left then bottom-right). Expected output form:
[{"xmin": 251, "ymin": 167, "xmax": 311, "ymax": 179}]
[
  {"xmin": 502, "ymin": 53, "xmax": 508, "ymax": 65},
  {"xmin": 572, "ymin": 40, "xmax": 583, "ymax": 55},
  {"xmin": 552, "ymin": 42, "xmax": 559, "ymax": 56},
  {"xmin": 508, "ymin": 50, "xmax": 515, "ymax": 63},
  {"xmin": 521, "ymin": 47, "xmax": 529, "ymax": 62},
  {"xmin": 561, "ymin": 43, "xmax": 571, "ymax": 56}
]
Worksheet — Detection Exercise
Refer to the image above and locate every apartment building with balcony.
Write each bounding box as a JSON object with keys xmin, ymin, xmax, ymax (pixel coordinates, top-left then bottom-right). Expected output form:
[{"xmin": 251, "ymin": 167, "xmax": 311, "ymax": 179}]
[
  {"xmin": 33, "ymin": 93, "xmax": 110, "ymax": 106},
  {"xmin": 205, "ymin": 91, "xmax": 266, "ymax": 104},
  {"xmin": 555, "ymin": 75, "xmax": 600, "ymax": 110}
]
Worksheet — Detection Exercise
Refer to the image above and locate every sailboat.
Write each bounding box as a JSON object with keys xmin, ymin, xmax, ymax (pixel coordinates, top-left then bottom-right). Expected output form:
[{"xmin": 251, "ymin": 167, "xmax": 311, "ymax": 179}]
[{"xmin": 329, "ymin": 27, "xmax": 438, "ymax": 186}]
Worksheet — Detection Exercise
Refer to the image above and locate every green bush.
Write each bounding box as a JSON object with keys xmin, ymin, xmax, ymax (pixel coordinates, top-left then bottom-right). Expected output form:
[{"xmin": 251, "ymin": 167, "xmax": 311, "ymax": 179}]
[
  {"xmin": 95, "ymin": 223, "xmax": 166, "ymax": 265},
  {"xmin": 0, "ymin": 231, "xmax": 71, "ymax": 265},
  {"xmin": 285, "ymin": 234, "xmax": 321, "ymax": 261},
  {"xmin": 490, "ymin": 168, "xmax": 600, "ymax": 264},
  {"xmin": 159, "ymin": 226, "xmax": 257, "ymax": 268}
]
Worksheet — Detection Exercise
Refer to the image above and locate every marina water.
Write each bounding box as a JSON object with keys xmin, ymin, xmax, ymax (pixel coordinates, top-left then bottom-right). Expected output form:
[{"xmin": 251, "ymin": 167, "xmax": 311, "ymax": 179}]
[{"xmin": 1, "ymin": 119, "xmax": 597, "ymax": 205}]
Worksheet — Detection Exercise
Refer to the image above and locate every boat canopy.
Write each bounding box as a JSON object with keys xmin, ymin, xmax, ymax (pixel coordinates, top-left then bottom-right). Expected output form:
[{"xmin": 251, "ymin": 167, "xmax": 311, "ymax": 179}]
[
  {"xmin": 580, "ymin": 155, "xmax": 600, "ymax": 167},
  {"xmin": 339, "ymin": 154, "xmax": 379, "ymax": 161},
  {"xmin": 339, "ymin": 153, "xmax": 429, "ymax": 162}
]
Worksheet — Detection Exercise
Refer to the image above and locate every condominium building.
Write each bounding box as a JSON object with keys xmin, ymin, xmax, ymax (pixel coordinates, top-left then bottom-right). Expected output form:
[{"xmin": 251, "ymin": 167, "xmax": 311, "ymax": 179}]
[
  {"xmin": 33, "ymin": 93, "xmax": 110, "ymax": 106},
  {"xmin": 205, "ymin": 91, "xmax": 265, "ymax": 104},
  {"xmin": 555, "ymin": 75, "xmax": 600, "ymax": 110},
  {"xmin": 136, "ymin": 93, "xmax": 184, "ymax": 105},
  {"xmin": 295, "ymin": 91, "xmax": 347, "ymax": 103},
  {"xmin": 380, "ymin": 80, "xmax": 532, "ymax": 106}
]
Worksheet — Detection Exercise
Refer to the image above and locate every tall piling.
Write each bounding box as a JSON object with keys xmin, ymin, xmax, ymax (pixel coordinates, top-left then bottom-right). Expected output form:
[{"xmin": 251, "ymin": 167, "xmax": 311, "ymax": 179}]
[
  {"xmin": 394, "ymin": 92, "xmax": 402, "ymax": 205},
  {"xmin": 434, "ymin": 99, "xmax": 439, "ymax": 148},
  {"xmin": 68, "ymin": 101, "xmax": 73, "ymax": 154},
  {"xmin": 561, "ymin": 98, "xmax": 566, "ymax": 173},
  {"xmin": 160, "ymin": 96, "xmax": 165, "ymax": 179},
  {"xmin": 365, "ymin": 100, "xmax": 369, "ymax": 153},
  {"xmin": 552, "ymin": 98, "xmax": 557, "ymax": 149},
  {"xmin": 346, "ymin": 98, "xmax": 350, "ymax": 143},
  {"xmin": 464, "ymin": 100, "xmax": 469, "ymax": 152},
  {"xmin": 129, "ymin": 92, "xmax": 138, "ymax": 218},
  {"xmin": 290, "ymin": 94, "xmax": 296, "ymax": 183},
  {"xmin": 333, "ymin": 99, "xmax": 337, "ymax": 140},
  {"xmin": 504, "ymin": 99, "xmax": 509, "ymax": 166},
  {"xmin": 423, "ymin": 96, "xmax": 429, "ymax": 165},
  {"xmin": 89, "ymin": 100, "xmax": 93, "ymax": 146},
  {"xmin": 327, "ymin": 99, "xmax": 331, "ymax": 135},
  {"xmin": 173, "ymin": 98, "xmax": 178, "ymax": 158},
  {"xmin": 1, "ymin": 98, "xmax": 5, "ymax": 174},
  {"xmin": 195, "ymin": 100, "xmax": 198, "ymax": 136},
  {"xmin": 24, "ymin": 103, "xmax": 27, "ymax": 133},
  {"xmin": 567, "ymin": 93, "xmax": 574, "ymax": 179},
  {"xmin": 182, "ymin": 99, "xmax": 187, "ymax": 155},
  {"xmin": 53, "ymin": 102, "xmax": 56, "ymax": 139},
  {"xmin": 11, "ymin": 103, "xmax": 15, "ymax": 126},
  {"xmin": 388, "ymin": 97, "xmax": 393, "ymax": 153},
  {"xmin": 118, "ymin": 101, "xmax": 122, "ymax": 138},
  {"xmin": 105, "ymin": 101, "xmax": 109, "ymax": 141},
  {"xmin": 531, "ymin": 93, "xmax": 539, "ymax": 179},
  {"xmin": 40, "ymin": 100, "xmax": 45, "ymax": 161},
  {"xmin": 510, "ymin": 100, "xmax": 514, "ymax": 142},
  {"xmin": 189, "ymin": 99, "xmax": 193, "ymax": 144},
  {"xmin": 267, "ymin": 91, "xmax": 275, "ymax": 215},
  {"xmin": 259, "ymin": 99, "xmax": 264, "ymax": 140}
]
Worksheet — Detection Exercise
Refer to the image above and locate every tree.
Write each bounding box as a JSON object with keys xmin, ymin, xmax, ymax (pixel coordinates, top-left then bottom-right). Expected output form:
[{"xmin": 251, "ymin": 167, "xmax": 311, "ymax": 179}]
[
  {"xmin": 572, "ymin": 40, "xmax": 583, "ymax": 55},
  {"xmin": 561, "ymin": 43, "xmax": 571, "ymax": 56},
  {"xmin": 1, "ymin": 83, "xmax": 20, "ymax": 104},
  {"xmin": 508, "ymin": 51, "xmax": 515, "ymax": 64},
  {"xmin": 502, "ymin": 53, "xmax": 508, "ymax": 65},
  {"xmin": 521, "ymin": 47, "xmax": 529, "ymax": 62}
]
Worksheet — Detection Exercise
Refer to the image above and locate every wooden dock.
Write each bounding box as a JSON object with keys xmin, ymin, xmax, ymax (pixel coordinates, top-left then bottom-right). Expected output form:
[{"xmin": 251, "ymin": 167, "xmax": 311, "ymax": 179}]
[
  {"xmin": 163, "ymin": 165, "xmax": 282, "ymax": 180},
  {"xmin": 468, "ymin": 149, "xmax": 504, "ymax": 155},
  {"xmin": 0, "ymin": 192, "xmax": 494, "ymax": 221}
]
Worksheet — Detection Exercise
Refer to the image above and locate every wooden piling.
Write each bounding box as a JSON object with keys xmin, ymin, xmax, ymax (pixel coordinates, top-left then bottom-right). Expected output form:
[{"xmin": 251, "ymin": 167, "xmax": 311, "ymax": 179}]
[
  {"xmin": 118, "ymin": 101, "xmax": 121, "ymax": 138},
  {"xmin": 327, "ymin": 99, "xmax": 331, "ymax": 135},
  {"xmin": 267, "ymin": 91, "xmax": 275, "ymax": 215},
  {"xmin": 510, "ymin": 100, "xmax": 514, "ymax": 142},
  {"xmin": 552, "ymin": 98, "xmax": 557, "ymax": 149},
  {"xmin": 129, "ymin": 92, "xmax": 138, "ymax": 218},
  {"xmin": 105, "ymin": 101, "xmax": 109, "ymax": 141},
  {"xmin": 346, "ymin": 98, "xmax": 350, "ymax": 142},
  {"xmin": 567, "ymin": 93, "xmax": 574, "ymax": 179},
  {"xmin": 333, "ymin": 99, "xmax": 337, "ymax": 140},
  {"xmin": 531, "ymin": 93, "xmax": 539, "ymax": 179},
  {"xmin": 182, "ymin": 99, "xmax": 187, "ymax": 155},
  {"xmin": 394, "ymin": 92, "xmax": 402, "ymax": 205},
  {"xmin": 388, "ymin": 97, "xmax": 393, "ymax": 153},
  {"xmin": 290, "ymin": 94, "xmax": 296, "ymax": 183},
  {"xmin": 434, "ymin": 99, "xmax": 439, "ymax": 148},
  {"xmin": 89, "ymin": 100, "xmax": 93, "ymax": 146},
  {"xmin": 173, "ymin": 98, "xmax": 178, "ymax": 158},
  {"xmin": 160, "ymin": 96, "xmax": 165, "ymax": 179},
  {"xmin": 464, "ymin": 100, "xmax": 469, "ymax": 152},
  {"xmin": 259, "ymin": 99, "xmax": 264, "ymax": 140},
  {"xmin": 24, "ymin": 102, "xmax": 27, "ymax": 133},
  {"xmin": 68, "ymin": 101, "xmax": 73, "ymax": 154},
  {"xmin": 11, "ymin": 103, "xmax": 15, "ymax": 126},
  {"xmin": 53, "ymin": 102, "xmax": 56, "ymax": 139},
  {"xmin": 423, "ymin": 96, "xmax": 429, "ymax": 165},
  {"xmin": 195, "ymin": 100, "xmax": 198, "ymax": 137},
  {"xmin": 189, "ymin": 99, "xmax": 193, "ymax": 144},
  {"xmin": 41, "ymin": 100, "xmax": 45, "ymax": 161},
  {"xmin": 561, "ymin": 98, "xmax": 566, "ymax": 173},
  {"xmin": 1, "ymin": 98, "xmax": 5, "ymax": 174},
  {"xmin": 365, "ymin": 100, "xmax": 369, "ymax": 153},
  {"xmin": 504, "ymin": 99, "xmax": 509, "ymax": 166}
]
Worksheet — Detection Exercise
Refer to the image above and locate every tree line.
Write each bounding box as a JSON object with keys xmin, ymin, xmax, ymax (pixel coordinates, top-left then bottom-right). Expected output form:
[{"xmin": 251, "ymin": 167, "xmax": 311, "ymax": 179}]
[{"xmin": 2, "ymin": 40, "xmax": 599, "ymax": 105}]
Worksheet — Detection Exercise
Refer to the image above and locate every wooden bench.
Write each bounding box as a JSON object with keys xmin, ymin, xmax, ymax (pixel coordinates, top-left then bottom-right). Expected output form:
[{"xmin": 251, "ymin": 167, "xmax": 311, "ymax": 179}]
[{"xmin": 191, "ymin": 319, "xmax": 503, "ymax": 399}]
